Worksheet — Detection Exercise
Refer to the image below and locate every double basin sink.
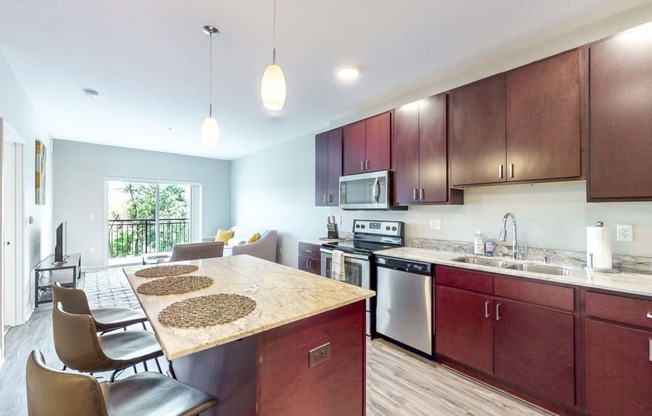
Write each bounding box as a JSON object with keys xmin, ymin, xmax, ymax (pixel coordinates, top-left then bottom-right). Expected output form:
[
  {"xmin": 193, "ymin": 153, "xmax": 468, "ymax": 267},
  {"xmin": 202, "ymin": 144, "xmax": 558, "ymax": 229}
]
[{"xmin": 451, "ymin": 256, "xmax": 572, "ymax": 276}]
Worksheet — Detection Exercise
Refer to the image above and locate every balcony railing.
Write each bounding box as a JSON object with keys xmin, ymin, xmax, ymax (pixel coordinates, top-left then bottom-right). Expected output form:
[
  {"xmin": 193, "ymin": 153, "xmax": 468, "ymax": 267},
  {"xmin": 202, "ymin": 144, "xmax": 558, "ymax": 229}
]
[{"xmin": 108, "ymin": 218, "xmax": 190, "ymax": 258}]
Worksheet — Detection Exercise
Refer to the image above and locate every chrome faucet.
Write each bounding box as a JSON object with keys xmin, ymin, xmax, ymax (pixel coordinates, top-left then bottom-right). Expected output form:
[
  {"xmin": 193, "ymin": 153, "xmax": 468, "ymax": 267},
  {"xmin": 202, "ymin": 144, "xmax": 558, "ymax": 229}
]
[{"xmin": 499, "ymin": 212, "xmax": 519, "ymax": 260}]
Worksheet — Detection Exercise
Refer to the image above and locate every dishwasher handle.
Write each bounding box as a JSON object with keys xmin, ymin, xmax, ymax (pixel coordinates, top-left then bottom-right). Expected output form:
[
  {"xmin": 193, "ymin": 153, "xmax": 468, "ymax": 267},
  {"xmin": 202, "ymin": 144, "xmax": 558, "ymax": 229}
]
[{"xmin": 375, "ymin": 257, "xmax": 432, "ymax": 275}]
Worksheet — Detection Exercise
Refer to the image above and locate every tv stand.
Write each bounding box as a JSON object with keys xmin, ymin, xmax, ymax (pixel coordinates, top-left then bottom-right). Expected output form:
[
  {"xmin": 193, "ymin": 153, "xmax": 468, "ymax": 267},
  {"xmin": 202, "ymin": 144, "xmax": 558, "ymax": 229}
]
[{"xmin": 34, "ymin": 253, "xmax": 81, "ymax": 307}]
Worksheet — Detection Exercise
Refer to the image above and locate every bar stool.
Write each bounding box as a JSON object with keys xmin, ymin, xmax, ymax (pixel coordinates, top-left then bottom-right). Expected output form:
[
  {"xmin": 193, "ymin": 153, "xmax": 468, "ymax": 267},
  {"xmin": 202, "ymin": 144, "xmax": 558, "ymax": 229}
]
[
  {"xmin": 52, "ymin": 302, "xmax": 163, "ymax": 381},
  {"xmin": 26, "ymin": 350, "xmax": 218, "ymax": 416},
  {"xmin": 53, "ymin": 281, "xmax": 147, "ymax": 333}
]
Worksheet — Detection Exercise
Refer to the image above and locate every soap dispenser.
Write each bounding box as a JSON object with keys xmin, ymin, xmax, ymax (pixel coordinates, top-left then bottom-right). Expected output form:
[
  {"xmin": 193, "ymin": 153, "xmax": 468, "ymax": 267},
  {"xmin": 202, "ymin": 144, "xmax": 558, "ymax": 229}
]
[{"xmin": 474, "ymin": 230, "xmax": 485, "ymax": 255}]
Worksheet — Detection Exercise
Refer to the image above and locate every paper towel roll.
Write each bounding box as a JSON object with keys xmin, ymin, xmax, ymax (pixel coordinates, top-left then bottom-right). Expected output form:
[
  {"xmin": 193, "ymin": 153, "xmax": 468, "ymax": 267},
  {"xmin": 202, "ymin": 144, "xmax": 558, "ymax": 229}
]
[{"xmin": 587, "ymin": 226, "xmax": 612, "ymax": 269}]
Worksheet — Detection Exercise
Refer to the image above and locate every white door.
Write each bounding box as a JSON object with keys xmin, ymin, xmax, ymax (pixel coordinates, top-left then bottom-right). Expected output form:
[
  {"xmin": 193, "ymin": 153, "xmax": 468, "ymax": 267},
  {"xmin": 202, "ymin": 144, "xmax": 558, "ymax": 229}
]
[{"xmin": 2, "ymin": 140, "xmax": 17, "ymax": 327}]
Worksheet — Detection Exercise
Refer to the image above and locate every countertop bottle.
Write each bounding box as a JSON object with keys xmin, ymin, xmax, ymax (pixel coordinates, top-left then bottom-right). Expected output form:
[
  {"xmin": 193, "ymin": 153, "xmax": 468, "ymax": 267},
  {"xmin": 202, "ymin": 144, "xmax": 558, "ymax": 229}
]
[{"xmin": 474, "ymin": 229, "xmax": 485, "ymax": 255}]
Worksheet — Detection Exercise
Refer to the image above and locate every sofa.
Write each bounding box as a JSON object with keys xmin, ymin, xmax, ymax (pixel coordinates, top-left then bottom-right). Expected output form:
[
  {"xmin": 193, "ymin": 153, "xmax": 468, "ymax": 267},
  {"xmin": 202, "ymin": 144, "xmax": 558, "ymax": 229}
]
[{"xmin": 203, "ymin": 226, "xmax": 278, "ymax": 263}]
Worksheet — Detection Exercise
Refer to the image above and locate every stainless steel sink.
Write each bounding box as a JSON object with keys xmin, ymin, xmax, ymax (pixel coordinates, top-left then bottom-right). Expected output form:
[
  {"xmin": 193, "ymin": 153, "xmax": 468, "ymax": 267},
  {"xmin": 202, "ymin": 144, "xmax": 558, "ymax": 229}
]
[
  {"xmin": 506, "ymin": 263, "xmax": 572, "ymax": 276},
  {"xmin": 451, "ymin": 256, "xmax": 511, "ymax": 268}
]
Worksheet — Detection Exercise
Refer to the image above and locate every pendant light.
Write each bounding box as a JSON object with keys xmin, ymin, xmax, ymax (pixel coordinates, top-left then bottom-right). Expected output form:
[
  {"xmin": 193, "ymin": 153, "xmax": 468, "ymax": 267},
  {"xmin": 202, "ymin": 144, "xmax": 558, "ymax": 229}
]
[
  {"xmin": 201, "ymin": 25, "xmax": 220, "ymax": 146},
  {"xmin": 261, "ymin": 0, "xmax": 286, "ymax": 111}
]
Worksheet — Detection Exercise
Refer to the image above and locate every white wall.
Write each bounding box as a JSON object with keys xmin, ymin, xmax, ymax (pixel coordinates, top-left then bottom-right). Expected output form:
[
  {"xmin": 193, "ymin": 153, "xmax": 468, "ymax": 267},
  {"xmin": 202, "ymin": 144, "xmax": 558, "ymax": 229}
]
[
  {"xmin": 52, "ymin": 140, "xmax": 231, "ymax": 269},
  {"xmin": 0, "ymin": 51, "xmax": 53, "ymax": 332},
  {"xmin": 232, "ymin": 10, "xmax": 652, "ymax": 267},
  {"xmin": 231, "ymin": 135, "xmax": 327, "ymax": 266}
]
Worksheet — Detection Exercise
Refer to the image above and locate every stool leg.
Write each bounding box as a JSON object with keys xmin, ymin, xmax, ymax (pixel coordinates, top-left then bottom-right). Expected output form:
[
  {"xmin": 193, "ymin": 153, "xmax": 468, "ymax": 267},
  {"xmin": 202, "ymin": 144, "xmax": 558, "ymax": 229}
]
[
  {"xmin": 154, "ymin": 357, "xmax": 162, "ymax": 373},
  {"xmin": 143, "ymin": 360, "xmax": 149, "ymax": 371},
  {"xmin": 168, "ymin": 360, "xmax": 177, "ymax": 380},
  {"xmin": 141, "ymin": 321, "xmax": 147, "ymax": 330}
]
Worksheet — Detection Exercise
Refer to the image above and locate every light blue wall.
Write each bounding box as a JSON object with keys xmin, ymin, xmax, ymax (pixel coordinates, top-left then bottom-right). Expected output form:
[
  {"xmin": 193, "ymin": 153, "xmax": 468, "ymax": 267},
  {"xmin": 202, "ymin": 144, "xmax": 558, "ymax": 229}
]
[{"xmin": 52, "ymin": 140, "xmax": 231, "ymax": 269}]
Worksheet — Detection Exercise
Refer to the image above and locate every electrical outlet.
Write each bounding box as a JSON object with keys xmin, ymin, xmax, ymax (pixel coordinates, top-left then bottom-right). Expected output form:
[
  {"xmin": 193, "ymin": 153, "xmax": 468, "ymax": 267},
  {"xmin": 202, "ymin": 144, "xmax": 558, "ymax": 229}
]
[
  {"xmin": 617, "ymin": 224, "xmax": 633, "ymax": 242},
  {"xmin": 309, "ymin": 342, "xmax": 331, "ymax": 368},
  {"xmin": 430, "ymin": 219, "xmax": 442, "ymax": 230}
]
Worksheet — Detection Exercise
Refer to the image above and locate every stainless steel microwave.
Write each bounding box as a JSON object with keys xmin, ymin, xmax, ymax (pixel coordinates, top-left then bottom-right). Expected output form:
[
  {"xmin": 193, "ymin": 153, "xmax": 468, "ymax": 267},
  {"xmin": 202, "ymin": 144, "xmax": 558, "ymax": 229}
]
[{"xmin": 339, "ymin": 170, "xmax": 391, "ymax": 210}]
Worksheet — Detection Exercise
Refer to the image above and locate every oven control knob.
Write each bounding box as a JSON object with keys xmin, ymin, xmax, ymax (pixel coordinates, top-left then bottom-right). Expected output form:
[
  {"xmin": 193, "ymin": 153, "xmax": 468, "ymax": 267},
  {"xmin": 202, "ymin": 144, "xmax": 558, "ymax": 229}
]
[
  {"xmin": 392, "ymin": 226, "xmax": 397, "ymax": 231},
  {"xmin": 361, "ymin": 224, "xmax": 365, "ymax": 228},
  {"xmin": 385, "ymin": 226, "xmax": 390, "ymax": 230}
]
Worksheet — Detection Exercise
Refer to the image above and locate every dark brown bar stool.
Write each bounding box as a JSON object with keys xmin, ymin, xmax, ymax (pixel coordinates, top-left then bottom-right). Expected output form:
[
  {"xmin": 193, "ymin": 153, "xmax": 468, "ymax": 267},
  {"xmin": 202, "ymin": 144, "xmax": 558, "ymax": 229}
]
[
  {"xmin": 52, "ymin": 302, "xmax": 163, "ymax": 381},
  {"xmin": 52, "ymin": 281, "xmax": 147, "ymax": 333},
  {"xmin": 26, "ymin": 350, "xmax": 218, "ymax": 416}
]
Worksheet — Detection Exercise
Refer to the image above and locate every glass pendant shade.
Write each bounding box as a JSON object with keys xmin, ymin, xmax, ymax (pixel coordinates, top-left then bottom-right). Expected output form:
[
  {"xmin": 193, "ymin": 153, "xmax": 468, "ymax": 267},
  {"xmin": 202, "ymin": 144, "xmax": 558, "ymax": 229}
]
[
  {"xmin": 261, "ymin": 63, "xmax": 286, "ymax": 111},
  {"xmin": 201, "ymin": 116, "xmax": 220, "ymax": 146}
]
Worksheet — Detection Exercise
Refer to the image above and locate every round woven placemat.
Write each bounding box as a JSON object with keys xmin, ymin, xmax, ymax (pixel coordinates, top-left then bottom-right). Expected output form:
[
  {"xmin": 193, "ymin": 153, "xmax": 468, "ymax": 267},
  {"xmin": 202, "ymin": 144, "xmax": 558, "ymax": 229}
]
[
  {"xmin": 134, "ymin": 264, "xmax": 198, "ymax": 278},
  {"xmin": 136, "ymin": 275, "xmax": 213, "ymax": 296},
  {"xmin": 158, "ymin": 294, "xmax": 257, "ymax": 328}
]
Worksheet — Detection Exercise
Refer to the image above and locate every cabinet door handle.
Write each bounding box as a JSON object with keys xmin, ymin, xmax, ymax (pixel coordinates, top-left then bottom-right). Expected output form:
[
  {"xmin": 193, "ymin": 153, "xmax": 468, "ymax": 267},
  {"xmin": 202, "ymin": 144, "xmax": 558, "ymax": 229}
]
[
  {"xmin": 306, "ymin": 259, "xmax": 311, "ymax": 269},
  {"xmin": 366, "ymin": 160, "xmax": 370, "ymax": 170},
  {"xmin": 646, "ymin": 312, "xmax": 652, "ymax": 319},
  {"xmin": 419, "ymin": 188, "xmax": 424, "ymax": 200},
  {"xmin": 499, "ymin": 164, "xmax": 504, "ymax": 179},
  {"xmin": 509, "ymin": 163, "xmax": 514, "ymax": 178},
  {"xmin": 328, "ymin": 194, "xmax": 333, "ymax": 203},
  {"xmin": 649, "ymin": 339, "xmax": 652, "ymax": 362},
  {"xmin": 495, "ymin": 303, "xmax": 501, "ymax": 321},
  {"xmin": 360, "ymin": 160, "xmax": 365, "ymax": 171},
  {"xmin": 413, "ymin": 188, "xmax": 418, "ymax": 200},
  {"xmin": 484, "ymin": 301, "xmax": 490, "ymax": 318}
]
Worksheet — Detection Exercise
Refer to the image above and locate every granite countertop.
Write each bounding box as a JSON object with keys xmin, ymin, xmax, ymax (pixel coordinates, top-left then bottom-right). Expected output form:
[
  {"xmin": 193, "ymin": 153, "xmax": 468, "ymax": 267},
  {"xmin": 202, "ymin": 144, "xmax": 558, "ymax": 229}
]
[
  {"xmin": 299, "ymin": 238, "xmax": 347, "ymax": 246},
  {"xmin": 123, "ymin": 255, "xmax": 374, "ymax": 360},
  {"xmin": 376, "ymin": 247, "xmax": 652, "ymax": 298}
]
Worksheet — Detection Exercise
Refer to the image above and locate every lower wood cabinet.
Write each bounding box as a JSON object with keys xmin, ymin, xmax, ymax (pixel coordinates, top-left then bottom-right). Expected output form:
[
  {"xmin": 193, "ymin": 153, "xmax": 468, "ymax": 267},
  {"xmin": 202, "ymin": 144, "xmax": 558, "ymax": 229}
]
[
  {"xmin": 435, "ymin": 266, "xmax": 577, "ymax": 411},
  {"xmin": 298, "ymin": 242, "xmax": 321, "ymax": 275},
  {"xmin": 585, "ymin": 290, "xmax": 652, "ymax": 416}
]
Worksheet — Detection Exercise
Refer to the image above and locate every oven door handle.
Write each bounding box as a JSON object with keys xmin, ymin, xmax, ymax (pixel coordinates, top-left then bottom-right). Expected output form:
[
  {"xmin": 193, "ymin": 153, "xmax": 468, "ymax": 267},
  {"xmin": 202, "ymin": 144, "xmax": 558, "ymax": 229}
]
[{"xmin": 320, "ymin": 249, "xmax": 370, "ymax": 261}]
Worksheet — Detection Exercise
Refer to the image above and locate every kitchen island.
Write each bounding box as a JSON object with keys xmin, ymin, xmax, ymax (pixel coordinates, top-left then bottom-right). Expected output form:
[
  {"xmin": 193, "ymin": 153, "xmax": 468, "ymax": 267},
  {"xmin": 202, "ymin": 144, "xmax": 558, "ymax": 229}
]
[{"xmin": 123, "ymin": 255, "xmax": 374, "ymax": 416}]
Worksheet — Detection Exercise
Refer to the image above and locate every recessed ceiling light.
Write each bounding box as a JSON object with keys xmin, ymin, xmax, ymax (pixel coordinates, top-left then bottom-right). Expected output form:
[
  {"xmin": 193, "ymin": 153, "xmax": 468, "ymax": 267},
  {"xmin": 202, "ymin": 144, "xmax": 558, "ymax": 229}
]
[
  {"xmin": 337, "ymin": 65, "xmax": 361, "ymax": 80},
  {"xmin": 83, "ymin": 88, "xmax": 100, "ymax": 99}
]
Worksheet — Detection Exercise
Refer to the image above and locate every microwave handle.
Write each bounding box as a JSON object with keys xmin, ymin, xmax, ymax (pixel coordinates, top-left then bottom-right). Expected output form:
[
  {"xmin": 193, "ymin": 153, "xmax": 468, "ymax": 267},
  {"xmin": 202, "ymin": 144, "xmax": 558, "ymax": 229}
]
[{"xmin": 373, "ymin": 177, "xmax": 380, "ymax": 203}]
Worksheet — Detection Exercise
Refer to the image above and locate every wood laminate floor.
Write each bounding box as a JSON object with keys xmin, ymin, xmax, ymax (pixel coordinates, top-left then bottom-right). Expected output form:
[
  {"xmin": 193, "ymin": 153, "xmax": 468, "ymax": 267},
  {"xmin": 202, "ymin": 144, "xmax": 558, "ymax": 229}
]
[{"xmin": 1, "ymin": 302, "xmax": 554, "ymax": 415}]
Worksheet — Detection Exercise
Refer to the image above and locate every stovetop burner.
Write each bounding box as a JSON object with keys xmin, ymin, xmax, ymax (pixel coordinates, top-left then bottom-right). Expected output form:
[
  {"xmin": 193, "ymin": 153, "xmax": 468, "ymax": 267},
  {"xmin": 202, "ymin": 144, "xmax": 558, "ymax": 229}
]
[{"xmin": 321, "ymin": 219, "xmax": 404, "ymax": 255}]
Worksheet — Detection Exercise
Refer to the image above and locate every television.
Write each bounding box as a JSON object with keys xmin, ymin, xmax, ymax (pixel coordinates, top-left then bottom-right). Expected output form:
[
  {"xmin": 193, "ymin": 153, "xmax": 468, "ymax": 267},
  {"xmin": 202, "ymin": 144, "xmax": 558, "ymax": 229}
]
[{"xmin": 54, "ymin": 221, "xmax": 67, "ymax": 262}]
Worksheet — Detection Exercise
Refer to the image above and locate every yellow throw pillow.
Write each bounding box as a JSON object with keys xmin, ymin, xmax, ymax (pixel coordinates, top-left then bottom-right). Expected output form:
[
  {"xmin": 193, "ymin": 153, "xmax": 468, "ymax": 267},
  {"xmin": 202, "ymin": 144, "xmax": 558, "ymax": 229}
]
[
  {"xmin": 247, "ymin": 232, "xmax": 260, "ymax": 243},
  {"xmin": 215, "ymin": 229, "xmax": 234, "ymax": 244}
]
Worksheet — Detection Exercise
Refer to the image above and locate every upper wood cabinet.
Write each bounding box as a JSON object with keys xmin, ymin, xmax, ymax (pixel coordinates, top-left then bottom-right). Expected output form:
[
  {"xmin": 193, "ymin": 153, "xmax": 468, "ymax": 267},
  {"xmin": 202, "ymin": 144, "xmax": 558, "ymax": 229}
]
[
  {"xmin": 450, "ymin": 74, "xmax": 506, "ymax": 186},
  {"xmin": 506, "ymin": 49, "xmax": 582, "ymax": 182},
  {"xmin": 393, "ymin": 94, "xmax": 462, "ymax": 204},
  {"xmin": 343, "ymin": 112, "xmax": 391, "ymax": 175},
  {"xmin": 315, "ymin": 128, "xmax": 342, "ymax": 206},
  {"xmin": 588, "ymin": 28, "xmax": 652, "ymax": 201},
  {"xmin": 450, "ymin": 49, "xmax": 582, "ymax": 186}
]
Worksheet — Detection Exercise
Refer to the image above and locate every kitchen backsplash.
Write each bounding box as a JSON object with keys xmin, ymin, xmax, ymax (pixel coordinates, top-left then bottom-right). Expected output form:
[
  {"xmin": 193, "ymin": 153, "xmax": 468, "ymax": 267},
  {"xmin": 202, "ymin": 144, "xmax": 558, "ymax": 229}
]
[{"xmin": 407, "ymin": 237, "xmax": 652, "ymax": 274}]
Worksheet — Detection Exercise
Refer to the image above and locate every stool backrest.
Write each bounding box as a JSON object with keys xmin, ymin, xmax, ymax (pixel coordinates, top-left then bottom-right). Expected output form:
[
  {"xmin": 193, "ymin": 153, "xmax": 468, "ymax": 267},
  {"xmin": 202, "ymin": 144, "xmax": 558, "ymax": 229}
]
[
  {"xmin": 52, "ymin": 302, "xmax": 113, "ymax": 372},
  {"xmin": 169, "ymin": 241, "xmax": 224, "ymax": 262},
  {"xmin": 52, "ymin": 282, "xmax": 92, "ymax": 316},
  {"xmin": 26, "ymin": 350, "xmax": 109, "ymax": 416}
]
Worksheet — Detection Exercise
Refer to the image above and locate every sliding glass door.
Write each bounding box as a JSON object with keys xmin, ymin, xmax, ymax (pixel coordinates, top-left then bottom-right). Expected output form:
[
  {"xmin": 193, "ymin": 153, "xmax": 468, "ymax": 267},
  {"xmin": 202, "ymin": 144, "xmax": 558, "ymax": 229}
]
[{"xmin": 107, "ymin": 180, "xmax": 200, "ymax": 265}]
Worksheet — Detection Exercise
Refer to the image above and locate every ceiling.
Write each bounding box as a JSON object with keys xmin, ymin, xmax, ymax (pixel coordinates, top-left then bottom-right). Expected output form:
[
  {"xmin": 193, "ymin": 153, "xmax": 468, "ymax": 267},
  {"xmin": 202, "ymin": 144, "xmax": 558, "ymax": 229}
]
[{"xmin": 1, "ymin": 0, "xmax": 651, "ymax": 160}]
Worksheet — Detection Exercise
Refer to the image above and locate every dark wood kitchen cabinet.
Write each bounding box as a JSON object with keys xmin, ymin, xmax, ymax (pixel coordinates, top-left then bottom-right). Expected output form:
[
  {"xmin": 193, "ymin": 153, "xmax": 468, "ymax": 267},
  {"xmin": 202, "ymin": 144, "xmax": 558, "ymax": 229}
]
[
  {"xmin": 315, "ymin": 128, "xmax": 342, "ymax": 206},
  {"xmin": 297, "ymin": 242, "xmax": 321, "ymax": 275},
  {"xmin": 343, "ymin": 112, "xmax": 391, "ymax": 175},
  {"xmin": 505, "ymin": 49, "xmax": 582, "ymax": 182},
  {"xmin": 449, "ymin": 74, "xmax": 506, "ymax": 186},
  {"xmin": 393, "ymin": 94, "xmax": 463, "ymax": 204},
  {"xmin": 588, "ymin": 28, "xmax": 652, "ymax": 201},
  {"xmin": 435, "ymin": 266, "xmax": 577, "ymax": 410},
  {"xmin": 585, "ymin": 290, "xmax": 652, "ymax": 415},
  {"xmin": 450, "ymin": 49, "xmax": 582, "ymax": 186}
]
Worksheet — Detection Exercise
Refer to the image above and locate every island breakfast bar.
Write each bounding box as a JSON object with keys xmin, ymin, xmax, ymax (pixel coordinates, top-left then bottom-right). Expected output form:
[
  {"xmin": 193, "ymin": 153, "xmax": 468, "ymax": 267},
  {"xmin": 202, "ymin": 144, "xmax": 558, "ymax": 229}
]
[{"xmin": 123, "ymin": 255, "xmax": 374, "ymax": 416}]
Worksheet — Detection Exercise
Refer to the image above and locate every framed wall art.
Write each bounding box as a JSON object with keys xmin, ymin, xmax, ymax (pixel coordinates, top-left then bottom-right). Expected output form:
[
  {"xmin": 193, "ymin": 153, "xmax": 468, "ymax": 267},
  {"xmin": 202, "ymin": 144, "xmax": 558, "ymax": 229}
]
[{"xmin": 35, "ymin": 139, "xmax": 46, "ymax": 205}]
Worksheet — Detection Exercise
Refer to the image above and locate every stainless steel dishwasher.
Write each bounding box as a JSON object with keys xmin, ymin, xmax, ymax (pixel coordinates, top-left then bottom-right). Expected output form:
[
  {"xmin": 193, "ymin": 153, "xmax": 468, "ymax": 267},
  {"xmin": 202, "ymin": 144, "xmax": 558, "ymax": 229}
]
[{"xmin": 375, "ymin": 256, "xmax": 433, "ymax": 355}]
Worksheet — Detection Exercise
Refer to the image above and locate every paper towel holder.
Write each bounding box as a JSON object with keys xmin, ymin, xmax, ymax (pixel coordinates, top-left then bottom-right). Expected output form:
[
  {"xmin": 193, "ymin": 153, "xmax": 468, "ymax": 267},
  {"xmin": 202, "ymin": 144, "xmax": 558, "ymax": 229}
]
[{"xmin": 583, "ymin": 220, "xmax": 621, "ymax": 273}]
